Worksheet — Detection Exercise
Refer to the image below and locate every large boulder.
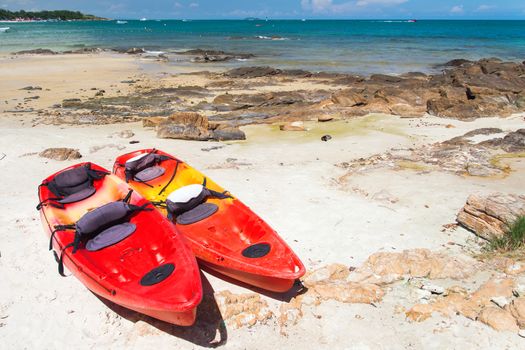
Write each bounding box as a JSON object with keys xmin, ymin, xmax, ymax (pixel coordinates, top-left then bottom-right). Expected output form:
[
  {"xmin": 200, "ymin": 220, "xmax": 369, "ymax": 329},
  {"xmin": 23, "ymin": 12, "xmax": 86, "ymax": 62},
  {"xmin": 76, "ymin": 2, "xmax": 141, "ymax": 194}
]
[
  {"xmin": 157, "ymin": 112, "xmax": 211, "ymax": 140},
  {"xmin": 501, "ymin": 129, "xmax": 525, "ymax": 152},
  {"xmin": 157, "ymin": 124, "xmax": 210, "ymax": 140},
  {"xmin": 211, "ymin": 126, "xmax": 246, "ymax": 141},
  {"xmin": 331, "ymin": 89, "xmax": 368, "ymax": 107},
  {"xmin": 426, "ymin": 97, "xmax": 515, "ymax": 120},
  {"xmin": 509, "ymin": 297, "xmax": 525, "ymax": 328},
  {"xmin": 478, "ymin": 306, "xmax": 519, "ymax": 332},
  {"xmin": 457, "ymin": 193, "xmax": 525, "ymax": 240},
  {"xmin": 39, "ymin": 148, "xmax": 82, "ymax": 161}
]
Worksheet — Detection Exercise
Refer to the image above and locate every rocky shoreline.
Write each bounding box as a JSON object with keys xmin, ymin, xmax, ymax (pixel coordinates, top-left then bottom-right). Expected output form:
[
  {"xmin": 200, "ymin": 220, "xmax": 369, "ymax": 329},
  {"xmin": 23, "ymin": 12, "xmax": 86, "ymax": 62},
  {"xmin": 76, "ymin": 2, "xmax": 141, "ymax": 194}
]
[{"xmin": 13, "ymin": 54, "xmax": 522, "ymax": 129}]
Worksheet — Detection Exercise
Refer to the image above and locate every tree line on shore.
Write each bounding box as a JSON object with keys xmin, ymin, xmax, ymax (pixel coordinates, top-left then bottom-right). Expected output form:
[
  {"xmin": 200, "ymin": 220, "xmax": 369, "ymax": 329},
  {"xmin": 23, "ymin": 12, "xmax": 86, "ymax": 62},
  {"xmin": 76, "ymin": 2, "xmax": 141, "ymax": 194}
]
[{"xmin": 0, "ymin": 9, "xmax": 103, "ymax": 21}]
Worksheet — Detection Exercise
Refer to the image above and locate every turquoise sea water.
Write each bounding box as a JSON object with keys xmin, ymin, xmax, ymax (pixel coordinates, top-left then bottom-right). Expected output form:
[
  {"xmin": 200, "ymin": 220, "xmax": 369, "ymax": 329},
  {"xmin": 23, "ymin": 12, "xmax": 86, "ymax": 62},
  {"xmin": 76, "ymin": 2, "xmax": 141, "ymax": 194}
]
[{"xmin": 0, "ymin": 20, "xmax": 524, "ymax": 74}]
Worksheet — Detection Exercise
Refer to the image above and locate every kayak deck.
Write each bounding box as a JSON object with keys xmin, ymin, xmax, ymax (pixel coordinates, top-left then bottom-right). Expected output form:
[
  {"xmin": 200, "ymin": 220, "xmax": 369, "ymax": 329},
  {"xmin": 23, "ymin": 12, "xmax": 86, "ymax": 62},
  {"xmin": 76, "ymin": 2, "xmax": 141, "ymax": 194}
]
[
  {"xmin": 113, "ymin": 150, "xmax": 305, "ymax": 292},
  {"xmin": 38, "ymin": 162, "xmax": 202, "ymax": 325}
]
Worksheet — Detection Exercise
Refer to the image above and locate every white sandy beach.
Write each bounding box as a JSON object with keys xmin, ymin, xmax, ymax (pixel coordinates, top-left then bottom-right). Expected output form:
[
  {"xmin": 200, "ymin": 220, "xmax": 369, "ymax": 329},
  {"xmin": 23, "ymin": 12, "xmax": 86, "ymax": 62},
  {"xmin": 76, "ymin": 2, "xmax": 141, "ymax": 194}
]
[{"xmin": 1, "ymin": 53, "xmax": 525, "ymax": 349}]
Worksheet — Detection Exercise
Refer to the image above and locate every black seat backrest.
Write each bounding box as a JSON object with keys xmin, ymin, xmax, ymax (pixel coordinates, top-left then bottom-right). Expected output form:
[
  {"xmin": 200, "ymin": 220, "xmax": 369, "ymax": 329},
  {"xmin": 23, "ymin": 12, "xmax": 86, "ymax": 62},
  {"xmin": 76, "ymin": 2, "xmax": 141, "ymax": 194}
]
[
  {"xmin": 48, "ymin": 164, "xmax": 102, "ymax": 198},
  {"xmin": 125, "ymin": 153, "xmax": 169, "ymax": 182}
]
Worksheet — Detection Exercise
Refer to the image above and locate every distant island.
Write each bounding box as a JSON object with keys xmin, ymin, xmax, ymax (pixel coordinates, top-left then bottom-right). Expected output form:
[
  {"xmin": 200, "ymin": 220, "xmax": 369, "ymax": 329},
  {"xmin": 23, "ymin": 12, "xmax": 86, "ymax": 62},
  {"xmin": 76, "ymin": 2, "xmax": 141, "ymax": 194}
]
[{"xmin": 0, "ymin": 9, "xmax": 105, "ymax": 21}]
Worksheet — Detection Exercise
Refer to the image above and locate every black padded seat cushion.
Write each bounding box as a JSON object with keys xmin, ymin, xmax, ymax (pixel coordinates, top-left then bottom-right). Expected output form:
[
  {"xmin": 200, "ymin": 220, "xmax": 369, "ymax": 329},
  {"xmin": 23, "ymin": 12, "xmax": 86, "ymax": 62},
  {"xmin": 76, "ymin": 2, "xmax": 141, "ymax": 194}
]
[
  {"xmin": 176, "ymin": 203, "xmax": 218, "ymax": 225},
  {"xmin": 58, "ymin": 186, "xmax": 96, "ymax": 204},
  {"xmin": 76, "ymin": 201, "xmax": 131, "ymax": 235},
  {"xmin": 86, "ymin": 223, "xmax": 136, "ymax": 251},
  {"xmin": 134, "ymin": 166, "xmax": 165, "ymax": 182}
]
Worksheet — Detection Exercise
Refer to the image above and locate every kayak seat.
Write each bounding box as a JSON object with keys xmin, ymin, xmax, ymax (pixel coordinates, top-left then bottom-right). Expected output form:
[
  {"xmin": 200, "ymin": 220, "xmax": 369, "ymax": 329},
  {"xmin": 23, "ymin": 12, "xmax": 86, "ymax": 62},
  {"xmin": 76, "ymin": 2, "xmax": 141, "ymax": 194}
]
[
  {"xmin": 45, "ymin": 164, "xmax": 107, "ymax": 205},
  {"xmin": 177, "ymin": 203, "xmax": 218, "ymax": 225},
  {"xmin": 125, "ymin": 152, "xmax": 171, "ymax": 183},
  {"xmin": 86, "ymin": 223, "xmax": 136, "ymax": 251},
  {"xmin": 166, "ymin": 184, "xmax": 222, "ymax": 224},
  {"xmin": 71, "ymin": 201, "xmax": 149, "ymax": 253},
  {"xmin": 134, "ymin": 166, "xmax": 166, "ymax": 182}
]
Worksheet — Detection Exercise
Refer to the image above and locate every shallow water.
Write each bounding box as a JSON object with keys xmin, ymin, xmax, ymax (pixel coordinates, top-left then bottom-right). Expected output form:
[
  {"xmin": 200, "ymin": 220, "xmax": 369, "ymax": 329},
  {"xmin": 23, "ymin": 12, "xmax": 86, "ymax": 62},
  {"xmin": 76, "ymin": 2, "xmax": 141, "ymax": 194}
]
[{"xmin": 1, "ymin": 20, "xmax": 524, "ymax": 74}]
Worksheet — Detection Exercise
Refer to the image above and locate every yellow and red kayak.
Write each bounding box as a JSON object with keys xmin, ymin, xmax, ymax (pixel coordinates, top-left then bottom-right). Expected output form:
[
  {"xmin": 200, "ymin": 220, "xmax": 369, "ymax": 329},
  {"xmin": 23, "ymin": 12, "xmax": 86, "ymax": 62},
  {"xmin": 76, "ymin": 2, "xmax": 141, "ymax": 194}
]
[
  {"xmin": 38, "ymin": 162, "xmax": 202, "ymax": 326},
  {"xmin": 113, "ymin": 149, "xmax": 305, "ymax": 292}
]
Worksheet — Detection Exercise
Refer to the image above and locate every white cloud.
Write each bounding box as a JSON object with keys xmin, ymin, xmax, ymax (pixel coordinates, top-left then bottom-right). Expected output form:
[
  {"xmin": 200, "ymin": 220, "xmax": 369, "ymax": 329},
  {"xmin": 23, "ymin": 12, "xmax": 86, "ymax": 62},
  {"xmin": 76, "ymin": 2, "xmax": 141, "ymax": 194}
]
[
  {"xmin": 189, "ymin": 2, "xmax": 199, "ymax": 8},
  {"xmin": 476, "ymin": 4, "xmax": 495, "ymax": 12},
  {"xmin": 301, "ymin": 0, "xmax": 407, "ymax": 13},
  {"xmin": 450, "ymin": 5, "xmax": 464, "ymax": 14},
  {"xmin": 174, "ymin": 2, "xmax": 182, "ymax": 8},
  {"xmin": 356, "ymin": 0, "xmax": 408, "ymax": 6},
  {"xmin": 301, "ymin": 0, "xmax": 334, "ymax": 13}
]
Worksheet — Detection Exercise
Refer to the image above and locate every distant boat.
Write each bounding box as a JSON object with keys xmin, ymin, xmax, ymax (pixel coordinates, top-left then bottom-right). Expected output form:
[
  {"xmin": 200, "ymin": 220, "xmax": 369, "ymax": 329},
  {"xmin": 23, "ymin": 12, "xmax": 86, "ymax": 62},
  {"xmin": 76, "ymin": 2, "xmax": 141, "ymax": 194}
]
[
  {"xmin": 116, "ymin": 20, "xmax": 128, "ymax": 24},
  {"xmin": 139, "ymin": 17, "xmax": 147, "ymax": 21},
  {"xmin": 408, "ymin": 19, "xmax": 417, "ymax": 23},
  {"xmin": 301, "ymin": 19, "xmax": 306, "ymax": 22},
  {"xmin": 0, "ymin": 27, "xmax": 10, "ymax": 32}
]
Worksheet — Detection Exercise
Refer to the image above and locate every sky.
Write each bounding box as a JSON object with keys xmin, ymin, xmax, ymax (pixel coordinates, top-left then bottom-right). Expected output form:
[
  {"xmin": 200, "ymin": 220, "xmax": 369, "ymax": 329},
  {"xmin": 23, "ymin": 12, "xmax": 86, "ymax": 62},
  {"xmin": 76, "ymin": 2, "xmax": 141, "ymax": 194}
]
[{"xmin": 1, "ymin": 0, "xmax": 525, "ymax": 19}]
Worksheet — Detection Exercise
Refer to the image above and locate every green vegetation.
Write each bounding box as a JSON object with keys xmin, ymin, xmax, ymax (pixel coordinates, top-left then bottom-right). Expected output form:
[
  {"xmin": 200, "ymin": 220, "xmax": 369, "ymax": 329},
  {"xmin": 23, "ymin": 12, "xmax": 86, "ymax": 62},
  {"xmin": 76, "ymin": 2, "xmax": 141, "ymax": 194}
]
[
  {"xmin": 488, "ymin": 216, "xmax": 525, "ymax": 252},
  {"xmin": 0, "ymin": 9, "xmax": 104, "ymax": 21}
]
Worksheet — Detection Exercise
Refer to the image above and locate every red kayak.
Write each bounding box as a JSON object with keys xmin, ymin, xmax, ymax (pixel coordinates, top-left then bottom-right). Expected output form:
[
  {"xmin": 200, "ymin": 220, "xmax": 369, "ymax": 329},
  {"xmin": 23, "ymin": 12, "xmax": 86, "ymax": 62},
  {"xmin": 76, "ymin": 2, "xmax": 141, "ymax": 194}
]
[
  {"xmin": 113, "ymin": 149, "xmax": 305, "ymax": 292},
  {"xmin": 37, "ymin": 162, "xmax": 202, "ymax": 326}
]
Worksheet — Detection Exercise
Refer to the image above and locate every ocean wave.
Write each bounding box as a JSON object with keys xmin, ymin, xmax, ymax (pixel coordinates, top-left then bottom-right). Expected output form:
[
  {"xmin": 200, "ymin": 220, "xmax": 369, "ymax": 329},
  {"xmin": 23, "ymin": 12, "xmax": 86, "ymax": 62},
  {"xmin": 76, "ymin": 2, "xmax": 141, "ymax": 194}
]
[
  {"xmin": 144, "ymin": 50, "xmax": 166, "ymax": 56},
  {"xmin": 0, "ymin": 27, "xmax": 10, "ymax": 33},
  {"xmin": 372, "ymin": 20, "xmax": 416, "ymax": 23},
  {"xmin": 255, "ymin": 35, "xmax": 289, "ymax": 41}
]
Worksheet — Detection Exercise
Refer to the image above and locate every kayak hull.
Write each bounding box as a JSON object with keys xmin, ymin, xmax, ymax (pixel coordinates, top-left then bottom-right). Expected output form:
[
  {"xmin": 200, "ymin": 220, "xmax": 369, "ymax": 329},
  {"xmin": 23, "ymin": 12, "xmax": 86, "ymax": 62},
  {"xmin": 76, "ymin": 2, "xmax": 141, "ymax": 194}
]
[
  {"xmin": 200, "ymin": 261, "xmax": 298, "ymax": 293},
  {"xmin": 38, "ymin": 162, "xmax": 202, "ymax": 326},
  {"xmin": 113, "ymin": 150, "xmax": 306, "ymax": 293}
]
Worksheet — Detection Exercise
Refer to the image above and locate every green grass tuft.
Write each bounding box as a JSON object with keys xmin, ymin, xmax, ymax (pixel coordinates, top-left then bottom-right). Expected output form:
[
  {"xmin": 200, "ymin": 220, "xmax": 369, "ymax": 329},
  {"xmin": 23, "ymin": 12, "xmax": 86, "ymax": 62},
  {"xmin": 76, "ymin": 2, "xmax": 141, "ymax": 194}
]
[{"xmin": 488, "ymin": 216, "xmax": 525, "ymax": 252}]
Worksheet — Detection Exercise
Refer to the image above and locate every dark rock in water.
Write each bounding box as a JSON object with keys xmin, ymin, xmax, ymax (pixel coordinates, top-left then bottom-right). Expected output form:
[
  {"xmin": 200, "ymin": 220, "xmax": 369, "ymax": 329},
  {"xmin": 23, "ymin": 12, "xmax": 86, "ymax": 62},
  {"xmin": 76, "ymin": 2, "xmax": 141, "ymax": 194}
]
[
  {"xmin": 112, "ymin": 47, "xmax": 146, "ymax": 55},
  {"xmin": 179, "ymin": 49, "xmax": 254, "ymax": 57},
  {"xmin": 126, "ymin": 47, "xmax": 145, "ymax": 54},
  {"xmin": 39, "ymin": 148, "xmax": 82, "ymax": 161},
  {"xmin": 20, "ymin": 86, "xmax": 42, "ymax": 91},
  {"xmin": 441, "ymin": 59, "xmax": 473, "ymax": 67},
  {"xmin": 211, "ymin": 126, "xmax": 246, "ymax": 141},
  {"xmin": 501, "ymin": 129, "xmax": 525, "ymax": 152},
  {"xmin": 63, "ymin": 47, "xmax": 104, "ymax": 54},
  {"xmin": 95, "ymin": 90, "xmax": 105, "ymax": 97},
  {"xmin": 12, "ymin": 48, "xmax": 57, "ymax": 55},
  {"xmin": 124, "ymin": 47, "xmax": 145, "ymax": 54},
  {"xmin": 179, "ymin": 49, "xmax": 255, "ymax": 63},
  {"xmin": 321, "ymin": 135, "xmax": 332, "ymax": 142}
]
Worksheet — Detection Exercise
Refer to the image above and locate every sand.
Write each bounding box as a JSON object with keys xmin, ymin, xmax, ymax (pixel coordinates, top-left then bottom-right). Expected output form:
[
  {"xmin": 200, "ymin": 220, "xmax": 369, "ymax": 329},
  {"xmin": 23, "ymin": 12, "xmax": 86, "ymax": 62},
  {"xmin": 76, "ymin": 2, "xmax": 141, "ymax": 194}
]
[{"xmin": 1, "ymin": 53, "xmax": 525, "ymax": 349}]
